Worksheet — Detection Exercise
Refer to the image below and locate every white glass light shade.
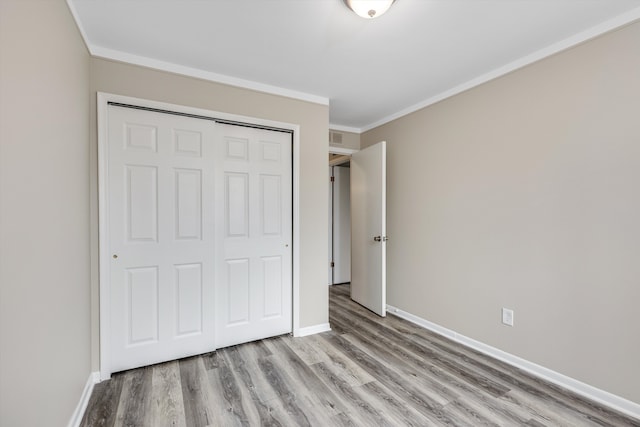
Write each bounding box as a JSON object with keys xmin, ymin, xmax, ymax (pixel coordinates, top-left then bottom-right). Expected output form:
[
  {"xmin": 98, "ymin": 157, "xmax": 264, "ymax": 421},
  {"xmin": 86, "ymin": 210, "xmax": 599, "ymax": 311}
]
[{"xmin": 343, "ymin": 0, "xmax": 395, "ymax": 19}]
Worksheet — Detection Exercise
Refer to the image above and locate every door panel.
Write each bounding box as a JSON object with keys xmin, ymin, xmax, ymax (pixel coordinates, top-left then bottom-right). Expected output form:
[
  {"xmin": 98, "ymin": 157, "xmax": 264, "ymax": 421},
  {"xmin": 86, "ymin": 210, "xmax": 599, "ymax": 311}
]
[
  {"xmin": 175, "ymin": 263, "xmax": 203, "ymax": 336},
  {"xmin": 126, "ymin": 165, "xmax": 158, "ymax": 242},
  {"xmin": 108, "ymin": 105, "xmax": 216, "ymax": 373},
  {"xmin": 262, "ymin": 256, "xmax": 283, "ymax": 316},
  {"xmin": 227, "ymin": 258, "xmax": 250, "ymax": 325},
  {"xmin": 350, "ymin": 141, "xmax": 386, "ymax": 317},
  {"xmin": 126, "ymin": 266, "xmax": 159, "ymax": 345},
  {"xmin": 226, "ymin": 173, "xmax": 249, "ymax": 237},
  {"xmin": 175, "ymin": 169, "xmax": 202, "ymax": 240},
  {"xmin": 261, "ymin": 175, "xmax": 282, "ymax": 235},
  {"xmin": 215, "ymin": 124, "xmax": 292, "ymax": 348}
]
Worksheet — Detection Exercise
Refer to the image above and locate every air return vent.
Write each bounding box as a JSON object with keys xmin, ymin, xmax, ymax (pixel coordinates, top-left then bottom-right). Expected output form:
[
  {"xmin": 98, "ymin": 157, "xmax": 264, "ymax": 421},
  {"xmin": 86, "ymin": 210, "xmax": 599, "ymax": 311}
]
[{"xmin": 329, "ymin": 131, "xmax": 343, "ymax": 145}]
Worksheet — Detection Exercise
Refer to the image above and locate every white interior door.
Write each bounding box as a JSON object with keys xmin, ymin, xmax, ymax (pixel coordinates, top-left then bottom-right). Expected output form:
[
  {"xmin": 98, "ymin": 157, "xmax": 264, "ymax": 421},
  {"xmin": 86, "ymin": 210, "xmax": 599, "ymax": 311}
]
[
  {"xmin": 350, "ymin": 141, "xmax": 386, "ymax": 316},
  {"xmin": 215, "ymin": 124, "xmax": 292, "ymax": 348},
  {"xmin": 107, "ymin": 105, "xmax": 216, "ymax": 373},
  {"xmin": 333, "ymin": 166, "xmax": 351, "ymax": 284}
]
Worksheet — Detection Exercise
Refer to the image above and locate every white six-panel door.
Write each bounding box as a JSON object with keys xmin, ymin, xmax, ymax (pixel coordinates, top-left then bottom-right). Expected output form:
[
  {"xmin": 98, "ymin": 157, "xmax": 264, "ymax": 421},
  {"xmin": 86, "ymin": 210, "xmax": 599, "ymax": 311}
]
[
  {"xmin": 107, "ymin": 105, "xmax": 292, "ymax": 373},
  {"xmin": 215, "ymin": 124, "xmax": 292, "ymax": 348},
  {"xmin": 108, "ymin": 106, "xmax": 217, "ymax": 372}
]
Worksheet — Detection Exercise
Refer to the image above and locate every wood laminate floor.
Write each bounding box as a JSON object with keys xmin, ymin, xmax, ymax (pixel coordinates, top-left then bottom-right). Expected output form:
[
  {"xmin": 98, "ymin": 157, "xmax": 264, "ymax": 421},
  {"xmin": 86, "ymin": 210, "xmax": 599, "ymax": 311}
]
[{"xmin": 82, "ymin": 284, "xmax": 640, "ymax": 426}]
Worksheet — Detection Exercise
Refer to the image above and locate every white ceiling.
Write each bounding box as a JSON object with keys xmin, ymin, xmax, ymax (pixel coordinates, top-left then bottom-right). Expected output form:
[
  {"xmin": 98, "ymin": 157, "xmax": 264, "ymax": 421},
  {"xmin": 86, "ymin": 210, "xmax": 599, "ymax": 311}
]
[{"xmin": 69, "ymin": 0, "xmax": 640, "ymax": 131}]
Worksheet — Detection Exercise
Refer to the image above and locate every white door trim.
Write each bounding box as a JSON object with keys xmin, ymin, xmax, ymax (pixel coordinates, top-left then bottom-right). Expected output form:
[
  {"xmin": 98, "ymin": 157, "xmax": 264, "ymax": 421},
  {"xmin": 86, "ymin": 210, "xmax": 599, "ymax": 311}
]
[
  {"xmin": 97, "ymin": 92, "xmax": 301, "ymax": 380},
  {"xmin": 329, "ymin": 146, "xmax": 358, "ymax": 155}
]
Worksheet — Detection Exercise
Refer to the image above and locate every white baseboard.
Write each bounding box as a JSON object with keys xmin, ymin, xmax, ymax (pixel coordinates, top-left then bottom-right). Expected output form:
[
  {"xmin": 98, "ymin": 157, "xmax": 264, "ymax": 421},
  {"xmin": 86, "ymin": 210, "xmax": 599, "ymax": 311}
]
[
  {"xmin": 294, "ymin": 323, "xmax": 331, "ymax": 337},
  {"xmin": 386, "ymin": 304, "xmax": 640, "ymax": 421},
  {"xmin": 67, "ymin": 371, "xmax": 100, "ymax": 427}
]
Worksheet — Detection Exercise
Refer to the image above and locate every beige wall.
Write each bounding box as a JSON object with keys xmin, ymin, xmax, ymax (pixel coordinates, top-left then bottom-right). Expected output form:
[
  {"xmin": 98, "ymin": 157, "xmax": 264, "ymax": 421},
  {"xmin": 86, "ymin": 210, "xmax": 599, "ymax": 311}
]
[
  {"xmin": 330, "ymin": 129, "xmax": 361, "ymax": 151},
  {"xmin": 89, "ymin": 58, "xmax": 330, "ymax": 370},
  {"xmin": 0, "ymin": 1, "xmax": 91, "ymax": 426},
  {"xmin": 362, "ymin": 21, "xmax": 640, "ymax": 404}
]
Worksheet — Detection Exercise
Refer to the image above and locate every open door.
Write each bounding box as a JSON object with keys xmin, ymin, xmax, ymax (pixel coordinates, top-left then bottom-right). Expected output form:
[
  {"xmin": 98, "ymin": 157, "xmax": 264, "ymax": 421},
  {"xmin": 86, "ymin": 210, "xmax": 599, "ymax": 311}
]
[{"xmin": 350, "ymin": 141, "xmax": 386, "ymax": 317}]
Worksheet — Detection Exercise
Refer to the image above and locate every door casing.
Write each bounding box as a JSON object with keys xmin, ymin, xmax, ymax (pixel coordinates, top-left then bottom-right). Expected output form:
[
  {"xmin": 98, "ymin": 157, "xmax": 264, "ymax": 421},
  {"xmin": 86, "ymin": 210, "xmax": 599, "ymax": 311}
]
[
  {"xmin": 328, "ymin": 146, "xmax": 357, "ymax": 286},
  {"xmin": 97, "ymin": 92, "xmax": 302, "ymax": 380}
]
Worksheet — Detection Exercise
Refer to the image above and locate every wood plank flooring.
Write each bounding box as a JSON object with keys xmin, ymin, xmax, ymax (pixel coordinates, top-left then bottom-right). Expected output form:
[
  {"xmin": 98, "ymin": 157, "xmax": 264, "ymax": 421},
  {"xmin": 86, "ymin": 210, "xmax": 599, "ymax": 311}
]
[{"xmin": 81, "ymin": 284, "xmax": 640, "ymax": 426}]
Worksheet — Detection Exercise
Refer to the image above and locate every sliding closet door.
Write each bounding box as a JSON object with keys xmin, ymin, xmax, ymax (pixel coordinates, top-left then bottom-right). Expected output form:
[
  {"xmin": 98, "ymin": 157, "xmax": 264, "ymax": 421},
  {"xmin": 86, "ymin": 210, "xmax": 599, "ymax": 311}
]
[
  {"xmin": 107, "ymin": 105, "xmax": 216, "ymax": 373},
  {"xmin": 214, "ymin": 124, "xmax": 293, "ymax": 348},
  {"xmin": 105, "ymin": 104, "xmax": 293, "ymax": 374}
]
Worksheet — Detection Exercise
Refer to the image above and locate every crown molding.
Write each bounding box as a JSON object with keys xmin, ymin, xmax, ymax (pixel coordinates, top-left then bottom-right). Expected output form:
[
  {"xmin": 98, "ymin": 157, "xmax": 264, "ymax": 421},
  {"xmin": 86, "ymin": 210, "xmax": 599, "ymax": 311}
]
[
  {"xmin": 329, "ymin": 123, "xmax": 363, "ymax": 134},
  {"xmin": 361, "ymin": 7, "xmax": 640, "ymax": 132},
  {"xmin": 66, "ymin": 0, "xmax": 329, "ymax": 106},
  {"xmin": 91, "ymin": 46, "xmax": 329, "ymax": 106}
]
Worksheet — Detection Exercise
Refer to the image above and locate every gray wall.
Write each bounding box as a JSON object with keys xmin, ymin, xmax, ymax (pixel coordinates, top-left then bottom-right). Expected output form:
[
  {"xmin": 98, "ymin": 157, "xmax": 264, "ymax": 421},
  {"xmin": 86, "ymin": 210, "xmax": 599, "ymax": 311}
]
[
  {"xmin": 362, "ymin": 21, "xmax": 640, "ymax": 404},
  {"xmin": 89, "ymin": 58, "xmax": 330, "ymax": 370},
  {"xmin": 0, "ymin": 1, "xmax": 91, "ymax": 425}
]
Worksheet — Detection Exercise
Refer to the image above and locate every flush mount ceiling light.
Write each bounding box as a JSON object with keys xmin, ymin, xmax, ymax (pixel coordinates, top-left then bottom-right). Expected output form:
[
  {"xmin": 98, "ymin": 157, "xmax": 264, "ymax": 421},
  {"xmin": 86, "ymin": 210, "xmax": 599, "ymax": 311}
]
[{"xmin": 343, "ymin": 0, "xmax": 396, "ymax": 19}]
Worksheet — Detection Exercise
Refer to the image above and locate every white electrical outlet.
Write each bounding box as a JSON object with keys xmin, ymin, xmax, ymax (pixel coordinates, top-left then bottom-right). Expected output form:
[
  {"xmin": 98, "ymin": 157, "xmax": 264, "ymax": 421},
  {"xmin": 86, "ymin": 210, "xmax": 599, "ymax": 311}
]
[{"xmin": 502, "ymin": 308, "xmax": 514, "ymax": 326}]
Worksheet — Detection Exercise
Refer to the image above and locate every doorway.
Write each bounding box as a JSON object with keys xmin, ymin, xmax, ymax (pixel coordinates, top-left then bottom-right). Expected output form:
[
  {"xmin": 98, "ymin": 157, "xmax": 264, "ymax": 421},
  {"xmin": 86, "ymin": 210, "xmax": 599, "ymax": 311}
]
[
  {"xmin": 330, "ymin": 163, "xmax": 351, "ymax": 285},
  {"xmin": 328, "ymin": 148, "xmax": 357, "ymax": 286}
]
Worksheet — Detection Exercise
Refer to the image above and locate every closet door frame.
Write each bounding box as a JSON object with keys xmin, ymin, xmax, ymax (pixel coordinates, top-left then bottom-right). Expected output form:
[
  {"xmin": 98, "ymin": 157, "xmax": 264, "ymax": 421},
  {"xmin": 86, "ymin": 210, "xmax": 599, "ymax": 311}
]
[{"xmin": 97, "ymin": 92, "xmax": 301, "ymax": 380}]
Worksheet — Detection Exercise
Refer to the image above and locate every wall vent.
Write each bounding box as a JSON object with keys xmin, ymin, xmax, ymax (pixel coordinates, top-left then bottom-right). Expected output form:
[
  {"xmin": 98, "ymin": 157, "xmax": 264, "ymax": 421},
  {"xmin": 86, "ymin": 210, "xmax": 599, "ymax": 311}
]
[{"xmin": 329, "ymin": 131, "xmax": 343, "ymax": 145}]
